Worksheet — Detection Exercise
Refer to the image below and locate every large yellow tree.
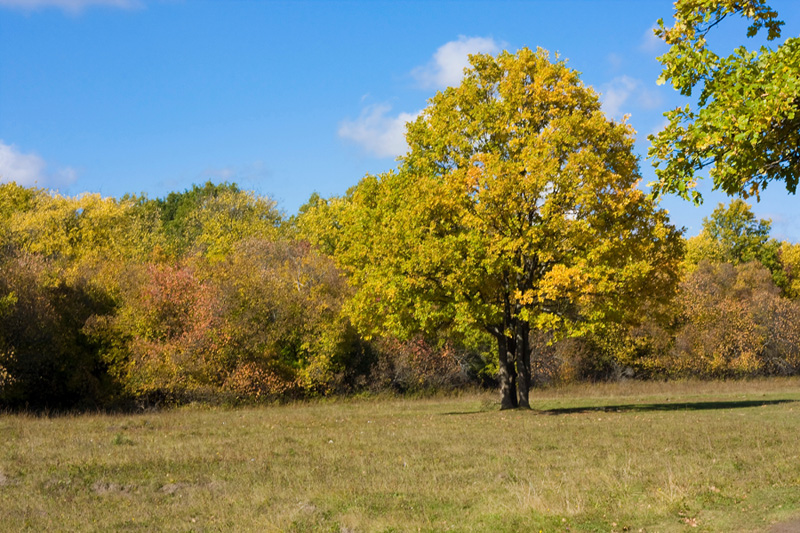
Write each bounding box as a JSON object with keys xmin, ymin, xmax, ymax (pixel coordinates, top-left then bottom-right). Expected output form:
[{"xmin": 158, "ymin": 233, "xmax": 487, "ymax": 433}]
[{"xmin": 326, "ymin": 48, "xmax": 684, "ymax": 409}]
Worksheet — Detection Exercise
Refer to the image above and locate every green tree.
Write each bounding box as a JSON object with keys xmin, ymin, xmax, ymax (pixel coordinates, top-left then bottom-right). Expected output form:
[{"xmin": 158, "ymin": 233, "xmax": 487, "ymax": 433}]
[
  {"xmin": 685, "ymin": 199, "xmax": 784, "ymax": 286},
  {"xmin": 330, "ymin": 48, "xmax": 684, "ymax": 409},
  {"xmin": 291, "ymin": 192, "xmax": 345, "ymax": 257},
  {"xmin": 686, "ymin": 199, "xmax": 778, "ymax": 262},
  {"xmin": 0, "ymin": 251, "xmax": 117, "ymax": 409},
  {"xmin": 648, "ymin": 0, "xmax": 799, "ymax": 202},
  {"xmin": 155, "ymin": 182, "xmax": 281, "ymax": 261}
]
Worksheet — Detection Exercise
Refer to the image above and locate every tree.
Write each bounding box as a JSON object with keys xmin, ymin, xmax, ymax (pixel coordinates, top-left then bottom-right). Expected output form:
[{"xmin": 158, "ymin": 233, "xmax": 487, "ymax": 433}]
[
  {"xmin": 648, "ymin": 0, "xmax": 800, "ymax": 203},
  {"xmin": 84, "ymin": 261, "xmax": 236, "ymax": 403},
  {"xmin": 685, "ymin": 199, "xmax": 781, "ymax": 271},
  {"xmin": 155, "ymin": 182, "xmax": 281, "ymax": 261},
  {"xmin": 330, "ymin": 48, "xmax": 684, "ymax": 409},
  {"xmin": 0, "ymin": 250, "xmax": 117, "ymax": 409},
  {"xmin": 0, "ymin": 184, "xmax": 151, "ymax": 408}
]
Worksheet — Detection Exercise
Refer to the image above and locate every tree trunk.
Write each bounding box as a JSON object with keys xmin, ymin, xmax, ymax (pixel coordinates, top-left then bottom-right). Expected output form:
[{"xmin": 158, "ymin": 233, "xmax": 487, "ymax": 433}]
[
  {"xmin": 515, "ymin": 321, "xmax": 531, "ymax": 409},
  {"xmin": 497, "ymin": 334, "xmax": 518, "ymax": 410}
]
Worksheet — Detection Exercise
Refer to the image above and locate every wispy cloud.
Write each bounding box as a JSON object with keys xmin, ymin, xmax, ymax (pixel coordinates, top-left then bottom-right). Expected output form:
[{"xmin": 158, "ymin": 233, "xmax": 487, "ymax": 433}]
[
  {"xmin": 412, "ymin": 36, "xmax": 502, "ymax": 90},
  {"xmin": 767, "ymin": 213, "xmax": 800, "ymax": 243},
  {"xmin": 640, "ymin": 24, "xmax": 664, "ymax": 53},
  {"xmin": 199, "ymin": 161, "xmax": 271, "ymax": 186},
  {"xmin": 0, "ymin": 140, "xmax": 78, "ymax": 188},
  {"xmin": 0, "ymin": 0, "xmax": 142, "ymax": 13},
  {"xmin": 599, "ymin": 75, "xmax": 662, "ymax": 121},
  {"xmin": 338, "ymin": 104, "xmax": 420, "ymax": 158},
  {"xmin": 339, "ymin": 37, "xmax": 502, "ymax": 158},
  {"xmin": 201, "ymin": 166, "xmax": 236, "ymax": 182},
  {"xmin": 606, "ymin": 52, "xmax": 623, "ymax": 71}
]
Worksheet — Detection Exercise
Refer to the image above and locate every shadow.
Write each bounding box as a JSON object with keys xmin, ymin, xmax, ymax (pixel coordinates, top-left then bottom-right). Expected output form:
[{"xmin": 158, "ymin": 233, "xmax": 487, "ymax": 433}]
[
  {"xmin": 440, "ymin": 398, "xmax": 799, "ymax": 416},
  {"xmin": 535, "ymin": 398, "xmax": 798, "ymax": 416}
]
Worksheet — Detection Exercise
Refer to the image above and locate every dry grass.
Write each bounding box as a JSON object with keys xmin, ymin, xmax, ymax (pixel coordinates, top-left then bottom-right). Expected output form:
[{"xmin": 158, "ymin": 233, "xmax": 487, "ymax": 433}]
[{"xmin": 1, "ymin": 378, "xmax": 800, "ymax": 532}]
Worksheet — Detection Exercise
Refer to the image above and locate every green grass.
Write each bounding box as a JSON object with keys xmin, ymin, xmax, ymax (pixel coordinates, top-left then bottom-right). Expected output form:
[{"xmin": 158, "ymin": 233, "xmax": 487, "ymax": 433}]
[{"xmin": 2, "ymin": 379, "xmax": 800, "ymax": 532}]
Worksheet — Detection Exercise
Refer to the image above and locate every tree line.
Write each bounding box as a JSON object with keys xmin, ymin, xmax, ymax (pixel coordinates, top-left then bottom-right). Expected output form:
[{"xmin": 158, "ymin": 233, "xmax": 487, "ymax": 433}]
[
  {"xmin": 2, "ymin": 0, "xmax": 798, "ymax": 410},
  {"xmin": 1, "ymin": 180, "xmax": 799, "ymax": 410}
]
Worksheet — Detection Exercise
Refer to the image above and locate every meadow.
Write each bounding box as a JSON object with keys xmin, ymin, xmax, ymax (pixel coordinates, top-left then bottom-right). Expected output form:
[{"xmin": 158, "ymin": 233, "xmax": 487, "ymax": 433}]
[{"xmin": 2, "ymin": 379, "xmax": 800, "ymax": 532}]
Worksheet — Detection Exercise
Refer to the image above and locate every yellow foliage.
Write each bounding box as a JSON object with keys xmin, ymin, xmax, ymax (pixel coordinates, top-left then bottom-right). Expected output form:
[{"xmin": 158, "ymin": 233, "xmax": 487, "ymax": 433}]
[{"xmin": 326, "ymin": 48, "xmax": 683, "ymax": 404}]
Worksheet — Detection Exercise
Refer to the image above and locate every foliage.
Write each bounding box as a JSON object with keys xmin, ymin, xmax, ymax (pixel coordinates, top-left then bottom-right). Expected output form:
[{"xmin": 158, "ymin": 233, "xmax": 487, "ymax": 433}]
[
  {"xmin": 367, "ymin": 336, "xmax": 471, "ymax": 393},
  {"xmin": 214, "ymin": 238, "xmax": 361, "ymax": 397},
  {"xmin": 86, "ymin": 262, "xmax": 233, "ymax": 402},
  {"xmin": 0, "ymin": 182, "xmax": 362, "ymax": 408},
  {"xmin": 292, "ymin": 192, "xmax": 347, "ymax": 257},
  {"xmin": 0, "ymin": 251, "xmax": 117, "ymax": 408},
  {"xmin": 2, "ymin": 186, "xmax": 156, "ymax": 265},
  {"xmin": 779, "ymin": 241, "xmax": 800, "ymax": 298},
  {"xmin": 155, "ymin": 182, "xmax": 282, "ymax": 261},
  {"xmin": 648, "ymin": 0, "xmax": 800, "ymax": 202},
  {"xmin": 668, "ymin": 261, "xmax": 800, "ymax": 377},
  {"xmin": 84, "ymin": 238, "xmax": 360, "ymax": 403},
  {"xmin": 328, "ymin": 48, "xmax": 684, "ymax": 408},
  {"xmin": 525, "ymin": 316, "xmax": 678, "ymax": 384},
  {"xmin": 684, "ymin": 200, "xmax": 783, "ymax": 284}
]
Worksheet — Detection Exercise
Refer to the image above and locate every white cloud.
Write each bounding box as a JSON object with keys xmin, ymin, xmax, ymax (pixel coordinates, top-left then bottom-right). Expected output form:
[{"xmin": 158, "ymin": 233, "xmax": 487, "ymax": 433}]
[
  {"xmin": 54, "ymin": 166, "xmax": 78, "ymax": 185},
  {"xmin": 338, "ymin": 104, "xmax": 421, "ymax": 158},
  {"xmin": 640, "ymin": 25, "xmax": 664, "ymax": 53},
  {"xmin": 412, "ymin": 36, "xmax": 502, "ymax": 90},
  {"xmin": 201, "ymin": 166, "xmax": 236, "ymax": 182},
  {"xmin": 599, "ymin": 75, "xmax": 662, "ymax": 121},
  {"xmin": 0, "ymin": 141, "xmax": 46, "ymax": 186},
  {"xmin": 338, "ymin": 37, "xmax": 501, "ymax": 158},
  {"xmin": 0, "ymin": 0, "xmax": 141, "ymax": 13},
  {"xmin": 768, "ymin": 213, "xmax": 800, "ymax": 243},
  {"xmin": 0, "ymin": 140, "xmax": 78, "ymax": 188},
  {"xmin": 600, "ymin": 76, "xmax": 637, "ymax": 120}
]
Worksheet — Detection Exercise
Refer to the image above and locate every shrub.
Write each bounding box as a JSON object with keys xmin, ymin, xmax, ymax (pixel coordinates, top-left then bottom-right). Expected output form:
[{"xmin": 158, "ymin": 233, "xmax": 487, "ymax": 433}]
[
  {"xmin": 666, "ymin": 261, "xmax": 800, "ymax": 377},
  {"xmin": 368, "ymin": 336, "xmax": 470, "ymax": 393}
]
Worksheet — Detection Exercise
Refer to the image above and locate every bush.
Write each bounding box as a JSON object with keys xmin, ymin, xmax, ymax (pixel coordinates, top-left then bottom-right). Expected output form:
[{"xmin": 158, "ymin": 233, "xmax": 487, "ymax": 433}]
[
  {"xmin": 368, "ymin": 336, "xmax": 471, "ymax": 393},
  {"xmin": 666, "ymin": 261, "xmax": 800, "ymax": 377}
]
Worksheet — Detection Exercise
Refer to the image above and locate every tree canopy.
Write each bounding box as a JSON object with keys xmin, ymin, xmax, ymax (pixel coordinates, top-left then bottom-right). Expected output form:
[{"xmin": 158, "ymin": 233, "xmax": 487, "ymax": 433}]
[
  {"xmin": 684, "ymin": 199, "xmax": 786, "ymax": 290},
  {"xmin": 328, "ymin": 48, "xmax": 684, "ymax": 409},
  {"xmin": 648, "ymin": 0, "xmax": 800, "ymax": 203},
  {"xmin": 686, "ymin": 199, "xmax": 778, "ymax": 262}
]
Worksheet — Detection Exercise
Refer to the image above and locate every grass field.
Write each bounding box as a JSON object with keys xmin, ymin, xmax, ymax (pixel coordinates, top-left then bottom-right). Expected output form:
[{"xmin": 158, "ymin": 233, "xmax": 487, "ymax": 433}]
[{"xmin": 2, "ymin": 379, "xmax": 800, "ymax": 532}]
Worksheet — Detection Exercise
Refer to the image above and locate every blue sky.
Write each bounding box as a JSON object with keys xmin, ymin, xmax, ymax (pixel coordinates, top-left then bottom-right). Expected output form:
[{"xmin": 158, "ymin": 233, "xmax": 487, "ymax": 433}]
[{"xmin": 1, "ymin": 0, "xmax": 798, "ymax": 241}]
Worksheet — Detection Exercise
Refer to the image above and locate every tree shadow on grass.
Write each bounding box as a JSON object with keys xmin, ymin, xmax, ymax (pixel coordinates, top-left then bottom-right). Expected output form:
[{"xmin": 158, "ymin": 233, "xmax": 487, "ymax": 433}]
[
  {"xmin": 442, "ymin": 399, "xmax": 798, "ymax": 416},
  {"xmin": 535, "ymin": 399, "xmax": 798, "ymax": 416}
]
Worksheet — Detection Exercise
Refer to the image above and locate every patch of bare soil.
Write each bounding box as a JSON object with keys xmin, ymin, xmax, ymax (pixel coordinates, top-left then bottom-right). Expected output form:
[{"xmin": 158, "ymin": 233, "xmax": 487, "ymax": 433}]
[
  {"xmin": 91, "ymin": 481, "xmax": 135, "ymax": 495},
  {"xmin": 768, "ymin": 517, "xmax": 800, "ymax": 532},
  {"xmin": 157, "ymin": 480, "xmax": 221, "ymax": 495},
  {"xmin": 159, "ymin": 482, "xmax": 191, "ymax": 495}
]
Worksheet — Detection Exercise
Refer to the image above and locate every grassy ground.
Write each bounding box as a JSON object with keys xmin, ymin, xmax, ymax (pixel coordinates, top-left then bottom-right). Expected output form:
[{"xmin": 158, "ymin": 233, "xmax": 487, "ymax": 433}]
[{"xmin": 2, "ymin": 379, "xmax": 800, "ymax": 532}]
